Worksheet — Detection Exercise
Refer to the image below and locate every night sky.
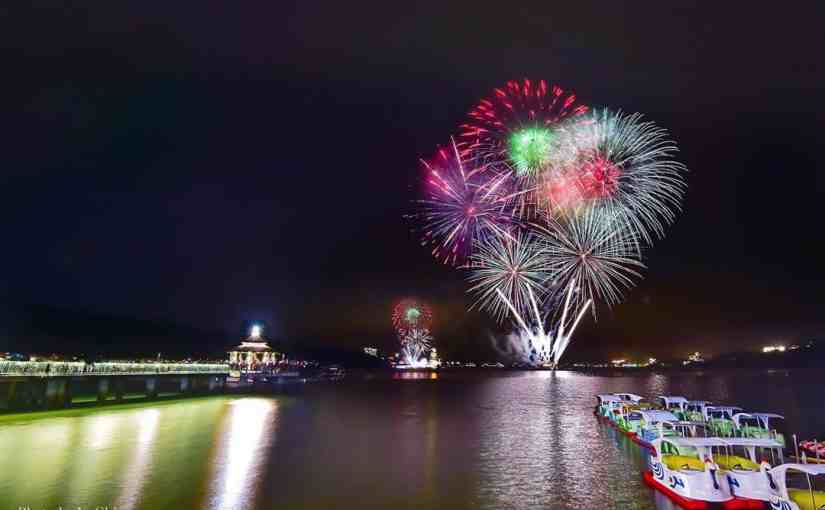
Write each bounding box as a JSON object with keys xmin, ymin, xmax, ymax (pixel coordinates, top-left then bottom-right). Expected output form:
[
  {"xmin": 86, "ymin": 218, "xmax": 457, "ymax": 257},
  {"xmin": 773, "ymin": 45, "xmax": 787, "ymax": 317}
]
[{"xmin": 3, "ymin": 2, "xmax": 825, "ymax": 360}]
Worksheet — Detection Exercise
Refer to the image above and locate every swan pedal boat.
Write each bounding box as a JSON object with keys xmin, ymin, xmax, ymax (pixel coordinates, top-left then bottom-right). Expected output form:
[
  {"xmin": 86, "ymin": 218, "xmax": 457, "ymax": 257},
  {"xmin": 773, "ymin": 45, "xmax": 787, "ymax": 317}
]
[
  {"xmin": 705, "ymin": 406, "xmax": 745, "ymax": 437},
  {"xmin": 634, "ymin": 412, "xmax": 710, "ymax": 450},
  {"xmin": 766, "ymin": 463, "xmax": 825, "ymax": 510},
  {"xmin": 646, "ymin": 437, "xmax": 765, "ymax": 509},
  {"xmin": 733, "ymin": 413, "xmax": 787, "ymax": 448},
  {"xmin": 719, "ymin": 437, "xmax": 785, "ymax": 507}
]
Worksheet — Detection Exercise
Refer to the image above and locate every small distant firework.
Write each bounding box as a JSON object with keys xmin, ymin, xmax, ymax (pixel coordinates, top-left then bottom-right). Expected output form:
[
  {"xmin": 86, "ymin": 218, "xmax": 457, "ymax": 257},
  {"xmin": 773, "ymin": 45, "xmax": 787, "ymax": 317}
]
[
  {"xmin": 418, "ymin": 139, "xmax": 521, "ymax": 266},
  {"xmin": 466, "ymin": 231, "xmax": 547, "ymax": 323},
  {"xmin": 459, "ymin": 79, "xmax": 588, "ymax": 178},
  {"xmin": 392, "ymin": 299, "xmax": 433, "ymax": 334},
  {"xmin": 401, "ymin": 328, "xmax": 432, "ymax": 367},
  {"xmin": 542, "ymin": 109, "xmax": 687, "ymax": 241}
]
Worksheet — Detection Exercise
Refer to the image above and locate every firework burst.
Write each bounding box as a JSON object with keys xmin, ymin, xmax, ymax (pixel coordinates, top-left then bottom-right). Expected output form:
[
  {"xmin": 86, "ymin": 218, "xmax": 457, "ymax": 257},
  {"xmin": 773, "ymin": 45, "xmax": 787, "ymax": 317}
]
[
  {"xmin": 418, "ymin": 138, "xmax": 521, "ymax": 266},
  {"xmin": 466, "ymin": 231, "xmax": 548, "ymax": 323},
  {"xmin": 540, "ymin": 109, "xmax": 687, "ymax": 242},
  {"xmin": 401, "ymin": 327, "xmax": 432, "ymax": 366},
  {"xmin": 409, "ymin": 81, "xmax": 688, "ymax": 367},
  {"xmin": 392, "ymin": 299, "xmax": 433, "ymax": 334},
  {"xmin": 540, "ymin": 206, "xmax": 645, "ymax": 314},
  {"xmin": 459, "ymin": 79, "xmax": 588, "ymax": 180}
]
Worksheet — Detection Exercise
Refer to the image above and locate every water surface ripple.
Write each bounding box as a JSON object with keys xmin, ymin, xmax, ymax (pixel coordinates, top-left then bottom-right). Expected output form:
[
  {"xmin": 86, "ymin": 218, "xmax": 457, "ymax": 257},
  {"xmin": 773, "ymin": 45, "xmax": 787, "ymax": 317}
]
[{"xmin": 1, "ymin": 369, "xmax": 821, "ymax": 509}]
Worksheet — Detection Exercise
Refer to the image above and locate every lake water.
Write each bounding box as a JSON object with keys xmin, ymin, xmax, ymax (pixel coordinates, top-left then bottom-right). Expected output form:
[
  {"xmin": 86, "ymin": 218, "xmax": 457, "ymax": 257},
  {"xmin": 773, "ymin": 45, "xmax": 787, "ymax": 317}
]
[{"xmin": 1, "ymin": 369, "xmax": 822, "ymax": 509}]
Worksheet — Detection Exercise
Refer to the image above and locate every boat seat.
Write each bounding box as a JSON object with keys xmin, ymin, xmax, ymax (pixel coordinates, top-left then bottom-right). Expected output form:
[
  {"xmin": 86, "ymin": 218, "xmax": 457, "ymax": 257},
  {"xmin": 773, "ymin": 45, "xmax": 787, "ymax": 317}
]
[
  {"xmin": 714, "ymin": 455, "xmax": 759, "ymax": 472},
  {"xmin": 787, "ymin": 489, "xmax": 825, "ymax": 510},
  {"xmin": 661, "ymin": 455, "xmax": 705, "ymax": 472}
]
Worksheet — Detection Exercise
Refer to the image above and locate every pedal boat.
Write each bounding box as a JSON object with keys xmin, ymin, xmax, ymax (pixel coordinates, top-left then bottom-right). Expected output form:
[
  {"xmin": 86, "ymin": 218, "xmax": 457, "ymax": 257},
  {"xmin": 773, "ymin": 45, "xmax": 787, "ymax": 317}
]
[
  {"xmin": 705, "ymin": 406, "xmax": 744, "ymax": 437},
  {"xmin": 717, "ymin": 437, "xmax": 785, "ymax": 508},
  {"xmin": 595, "ymin": 394, "xmax": 623, "ymax": 424},
  {"xmin": 659, "ymin": 396, "xmax": 690, "ymax": 415},
  {"xmin": 645, "ymin": 437, "xmax": 734, "ymax": 509},
  {"xmin": 683, "ymin": 400, "xmax": 714, "ymax": 422},
  {"xmin": 633, "ymin": 410, "xmax": 681, "ymax": 449},
  {"xmin": 766, "ymin": 463, "xmax": 825, "ymax": 510},
  {"xmin": 733, "ymin": 413, "xmax": 787, "ymax": 448}
]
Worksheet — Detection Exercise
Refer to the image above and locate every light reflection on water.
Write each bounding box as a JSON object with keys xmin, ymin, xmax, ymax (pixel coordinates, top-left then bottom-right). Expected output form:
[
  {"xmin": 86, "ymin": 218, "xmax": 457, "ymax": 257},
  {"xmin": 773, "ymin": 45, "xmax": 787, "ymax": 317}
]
[
  {"xmin": 117, "ymin": 409, "xmax": 159, "ymax": 510},
  {"xmin": 0, "ymin": 370, "xmax": 821, "ymax": 509},
  {"xmin": 208, "ymin": 398, "xmax": 277, "ymax": 510}
]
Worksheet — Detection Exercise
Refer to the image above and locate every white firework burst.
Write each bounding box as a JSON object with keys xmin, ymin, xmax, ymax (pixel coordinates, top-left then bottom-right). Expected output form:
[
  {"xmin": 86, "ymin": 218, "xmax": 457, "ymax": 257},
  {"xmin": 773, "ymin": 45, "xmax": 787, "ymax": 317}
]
[
  {"xmin": 466, "ymin": 231, "xmax": 548, "ymax": 323},
  {"xmin": 539, "ymin": 206, "xmax": 645, "ymax": 364},
  {"xmin": 401, "ymin": 328, "xmax": 432, "ymax": 366},
  {"xmin": 543, "ymin": 109, "xmax": 688, "ymax": 244},
  {"xmin": 540, "ymin": 206, "xmax": 645, "ymax": 314}
]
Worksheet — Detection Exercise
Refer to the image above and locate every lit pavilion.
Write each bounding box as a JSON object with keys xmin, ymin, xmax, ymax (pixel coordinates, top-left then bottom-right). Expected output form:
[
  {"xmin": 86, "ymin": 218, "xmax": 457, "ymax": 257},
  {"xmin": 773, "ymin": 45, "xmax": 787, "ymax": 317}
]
[{"xmin": 228, "ymin": 325, "xmax": 280, "ymax": 373}]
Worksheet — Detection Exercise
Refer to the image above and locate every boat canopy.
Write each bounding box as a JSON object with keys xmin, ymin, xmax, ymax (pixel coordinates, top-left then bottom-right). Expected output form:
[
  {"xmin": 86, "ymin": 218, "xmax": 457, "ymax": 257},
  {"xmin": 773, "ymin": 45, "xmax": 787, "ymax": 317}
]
[
  {"xmin": 686, "ymin": 400, "xmax": 712, "ymax": 406},
  {"xmin": 638, "ymin": 410, "xmax": 679, "ymax": 423},
  {"xmin": 732, "ymin": 412, "xmax": 784, "ymax": 428},
  {"xmin": 707, "ymin": 406, "xmax": 743, "ymax": 412},
  {"xmin": 721, "ymin": 437, "xmax": 784, "ymax": 448},
  {"xmin": 767, "ymin": 464, "xmax": 825, "ymax": 502},
  {"xmin": 658, "ymin": 395, "xmax": 688, "ymax": 404},
  {"xmin": 664, "ymin": 420, "xmax": 709, "ymax": 428},
  {"xmin": 614, "ymin": 393, "xmax": 645, "ymax": 403},
  {"xmin": 596, "ymin": 394, "xmax": 622, "ymax": 404},
  {"xmin": 666, "ymin": 437, "xmax": 730, "ymax": 448},
  {"xmin": 705, "ymin": 406, "xmax": 743, "ymax": 419}
]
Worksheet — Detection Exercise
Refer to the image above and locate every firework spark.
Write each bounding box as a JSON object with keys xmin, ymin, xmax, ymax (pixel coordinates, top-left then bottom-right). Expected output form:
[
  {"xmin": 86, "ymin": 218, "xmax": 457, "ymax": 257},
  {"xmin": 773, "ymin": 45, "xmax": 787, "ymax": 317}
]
[
  {"xmin": 410, "ymin": 84, "xmax": 687, "ymax": 367},
  {"xmin": 539, "ymin": 206, "xmax": 645, "ymax": 364},
  {"xmin": 401, "ymin": 327, "xmax": 432, "ymax": 367},
  {"xmin": 466, "ymin": 231, "xmax": 548, "ymax": 323},
  {"xmin": 540, "ymin": 206, "xmax": 645, "ymax": 313},
  {"xmin": 459, "ymin": 79, "xmax": 588, "ymax": 179},
  {"xmin": 418, "ymin": 138, "xmax": 521, "ymax": 266}
]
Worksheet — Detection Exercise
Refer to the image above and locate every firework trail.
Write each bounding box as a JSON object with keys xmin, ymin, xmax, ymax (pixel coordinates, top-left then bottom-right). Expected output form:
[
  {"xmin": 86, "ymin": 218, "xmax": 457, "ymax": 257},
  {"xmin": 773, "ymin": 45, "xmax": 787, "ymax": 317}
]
[
  {"xmin": 418, "ymin": 138, "xmax": 522, "ymax": 266},
  {"xmin": 401, "ymin": 328, "xmax": 432, "ymax": 367},
  {"xmin": 466, "ymin": 231, "xmax": 548, "ymax": 324},
  {"xmin": 539, "ymin": 207, "xmax": 645, "ymax": 363},
  {"xmin": 540, "ymin": 206, "xmax": 645, "ymax": 315}
]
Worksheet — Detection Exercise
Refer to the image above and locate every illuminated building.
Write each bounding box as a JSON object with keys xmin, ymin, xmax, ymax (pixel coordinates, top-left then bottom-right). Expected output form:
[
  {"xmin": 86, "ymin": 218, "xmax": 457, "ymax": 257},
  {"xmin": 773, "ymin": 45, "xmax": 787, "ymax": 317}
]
[
  {"xmin": 428, "ymin": 348, "xmax": 441, "ymax": 369},
  {"xmin": 228, "ymin": 326, "xmax": 281, "ymax": 375}
]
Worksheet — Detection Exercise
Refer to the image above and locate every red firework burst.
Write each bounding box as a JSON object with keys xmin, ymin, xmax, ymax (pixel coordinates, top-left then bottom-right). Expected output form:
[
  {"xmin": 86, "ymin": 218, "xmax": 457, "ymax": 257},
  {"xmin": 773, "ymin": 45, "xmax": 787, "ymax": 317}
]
[
  {"xmin": 577, "ymin": 156, "xmax": 622, "ymax": 199},
  {"xmin": 540, "ymin": 154, "xmax": 623, "ymax": 212},
  {"xmin": 458, "ymin": 79, "xmax": 589, "ymax": 163},
  {"xmin": 392, "ymin": 299, "xmax": 433, "ymax": 334}
]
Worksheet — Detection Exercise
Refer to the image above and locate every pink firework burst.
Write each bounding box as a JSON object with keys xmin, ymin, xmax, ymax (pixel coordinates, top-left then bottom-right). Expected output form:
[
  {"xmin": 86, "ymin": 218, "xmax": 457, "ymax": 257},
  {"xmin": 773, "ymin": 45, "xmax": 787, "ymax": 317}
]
[{"xmin": 418, "ymin": 138, "xmax": 522, "ymax": 266}]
